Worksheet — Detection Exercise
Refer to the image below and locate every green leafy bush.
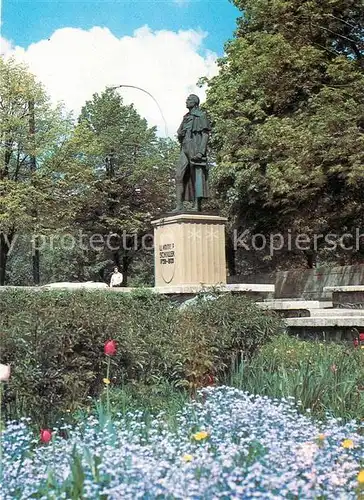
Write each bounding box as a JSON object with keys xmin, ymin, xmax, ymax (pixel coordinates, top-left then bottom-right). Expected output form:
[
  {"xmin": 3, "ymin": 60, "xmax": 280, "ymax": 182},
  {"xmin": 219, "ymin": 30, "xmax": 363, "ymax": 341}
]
[
  {"xmin": 175, "ymin": 294, "xmax": 284, "ymax": 392},
  {"xmin": 230, "ymin": 334, "xmax": 364, "ymax": 421},
  {"xmin": 0, "ymin": 289, "xmax": 283, "ymax": 426}
]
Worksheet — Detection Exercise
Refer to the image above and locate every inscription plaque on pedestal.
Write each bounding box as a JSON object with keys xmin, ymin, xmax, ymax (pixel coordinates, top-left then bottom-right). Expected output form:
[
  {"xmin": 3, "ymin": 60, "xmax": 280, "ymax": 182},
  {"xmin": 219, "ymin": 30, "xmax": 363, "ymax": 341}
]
[{"xmin": 159, "ymin": 230, "xmax": 176, "ymax": 283}]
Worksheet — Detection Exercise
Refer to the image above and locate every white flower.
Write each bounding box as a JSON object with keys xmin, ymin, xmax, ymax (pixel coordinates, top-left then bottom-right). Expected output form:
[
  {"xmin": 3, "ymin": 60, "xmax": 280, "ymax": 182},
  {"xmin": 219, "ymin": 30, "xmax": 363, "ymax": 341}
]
[{"xmin": 0, "ymin": 363, "xmax": 10, "ymax": 381}]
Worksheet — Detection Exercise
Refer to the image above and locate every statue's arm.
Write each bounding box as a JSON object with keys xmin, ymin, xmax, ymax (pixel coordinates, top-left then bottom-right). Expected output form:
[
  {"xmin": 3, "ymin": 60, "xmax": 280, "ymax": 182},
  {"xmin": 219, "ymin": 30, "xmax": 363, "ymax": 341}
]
[
  {"xmin": 191, "ymin": 130, "xmax": 209, "ymax": 161},
  {"xmin": 177, "ymin": 120, "xmax": 185, "ymax": 144},
  {"xmin": 199, "ymin": 129, "xmax": 209, "ymax": 156}
]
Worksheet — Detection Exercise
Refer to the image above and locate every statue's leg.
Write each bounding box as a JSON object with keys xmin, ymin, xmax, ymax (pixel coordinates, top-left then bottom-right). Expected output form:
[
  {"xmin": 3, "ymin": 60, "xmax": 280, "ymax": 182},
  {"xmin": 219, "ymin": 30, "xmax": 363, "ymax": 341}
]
[
  {"xmin": 172, "ymin": 152, "xmax": 188, "ymax": 212},
  {"xmin": 171, "ymin": 184, "xmax": 184, "ymax": 212},
  {"xmin": 192, "ymin": 197, "xmax": 202, "ymax": 212},
  {"xmin": 191, "ymin": 166, "xmax": 202, "ymax": 212}
]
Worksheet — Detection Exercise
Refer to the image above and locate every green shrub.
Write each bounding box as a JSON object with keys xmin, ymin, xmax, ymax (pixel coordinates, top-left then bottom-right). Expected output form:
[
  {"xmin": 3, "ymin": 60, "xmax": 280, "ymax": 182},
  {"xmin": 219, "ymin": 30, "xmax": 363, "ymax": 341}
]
[
  {"xmin": 230, "ymin": 334, "xmax": 364, "ymax": 421},
  {"xmin": 175, "ymin": 294, "xmax": 284, "ymax": 392},
  {"xmin": 0, "ymin": 289, "xmax": 283, "ymax": 426}
]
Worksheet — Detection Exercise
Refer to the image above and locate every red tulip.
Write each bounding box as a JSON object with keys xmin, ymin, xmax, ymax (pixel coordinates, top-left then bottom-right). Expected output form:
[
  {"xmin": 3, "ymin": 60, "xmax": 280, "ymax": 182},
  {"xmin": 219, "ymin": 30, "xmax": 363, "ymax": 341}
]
[
  {"xmin": 40, "ymin": 429, "xmax": 52, "ymax": 444},
  {"xmin": 104, "ymin": 340, "xmax": 117, "ymax": 356},
  {"xmin": 354, "ymin": 338, "xmax": 359, "ymax": 347},
  {"xmin": 359, "ymin": 333, "xmax": 364, "ymax": 342}
]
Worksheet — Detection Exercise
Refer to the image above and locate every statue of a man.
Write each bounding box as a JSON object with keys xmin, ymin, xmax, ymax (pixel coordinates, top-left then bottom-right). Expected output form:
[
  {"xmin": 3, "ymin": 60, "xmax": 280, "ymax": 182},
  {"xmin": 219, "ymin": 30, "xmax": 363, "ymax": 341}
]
[{"xmin": 172, "ymin": 94, "xmax": 211, "ymax": 212}]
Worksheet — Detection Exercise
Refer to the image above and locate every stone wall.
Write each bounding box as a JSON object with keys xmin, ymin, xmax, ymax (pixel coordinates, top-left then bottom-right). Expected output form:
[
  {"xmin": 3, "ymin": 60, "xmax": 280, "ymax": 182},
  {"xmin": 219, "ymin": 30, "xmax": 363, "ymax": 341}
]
[{"xmin": 229, "ymin": 264, "xmax": 364, "ymax": 300}]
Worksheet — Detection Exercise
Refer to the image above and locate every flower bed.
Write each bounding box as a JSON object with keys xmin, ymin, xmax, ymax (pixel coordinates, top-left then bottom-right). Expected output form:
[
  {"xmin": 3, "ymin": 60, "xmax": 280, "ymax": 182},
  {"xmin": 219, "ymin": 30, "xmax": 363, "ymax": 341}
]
[
  {"xmin": 0, "ymin": 290, "xmax": 283, "ymax": 425},
  {"xmin": 2, "ymin": 386, "xmax": 364, "ymax": 499}
]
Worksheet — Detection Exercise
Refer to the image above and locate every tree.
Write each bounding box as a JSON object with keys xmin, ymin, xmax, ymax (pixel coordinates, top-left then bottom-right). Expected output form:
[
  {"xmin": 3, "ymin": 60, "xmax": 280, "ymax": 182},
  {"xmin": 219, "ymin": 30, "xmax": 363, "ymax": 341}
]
[
  {"xmin": 203, "ymin": 0, "xmax": 364, "ymax": 271},
  {"xmin": 0, "ymin": 57, "xmax": 81, "ymax": 285},
  {"xmin": 72, "ymin": 89, "xmax": 178, "ymax": 284}
]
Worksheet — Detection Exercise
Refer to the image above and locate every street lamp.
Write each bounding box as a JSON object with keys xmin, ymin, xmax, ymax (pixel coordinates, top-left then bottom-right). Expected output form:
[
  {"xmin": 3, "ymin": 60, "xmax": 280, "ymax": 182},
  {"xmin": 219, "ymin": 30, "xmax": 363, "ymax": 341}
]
[{"xmin": 108, "ymin": 84, "xmax": 169, "ymax": 137}]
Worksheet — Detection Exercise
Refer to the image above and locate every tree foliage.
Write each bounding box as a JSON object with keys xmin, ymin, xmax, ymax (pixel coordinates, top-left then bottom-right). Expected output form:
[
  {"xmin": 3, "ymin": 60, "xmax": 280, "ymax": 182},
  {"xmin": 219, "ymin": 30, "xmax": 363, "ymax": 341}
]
[
  {"xmin": 67, "ymin": 89, "xmax": 178, "ymax": 283},
  {"xmin": 0, "ymin": 57, "xmax": 85, "ymax": 284},
  {"xmin": 1, "ymin": 61, "xmax": 178, "ymax": 286},
  {"xmin": 77, "ymin": 88, "xmax": 175, "ymax": 232},
  {"xmin": 204, "ymin": 0, "xmax": 364, "ymax": 270}
]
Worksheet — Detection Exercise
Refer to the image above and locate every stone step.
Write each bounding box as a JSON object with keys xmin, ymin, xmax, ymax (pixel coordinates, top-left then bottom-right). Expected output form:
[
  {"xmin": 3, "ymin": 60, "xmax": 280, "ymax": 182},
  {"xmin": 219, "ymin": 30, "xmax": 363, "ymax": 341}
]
[
  {"xmin": 257, "ymin": 300, "xmax": 332, "ymax": 310},
  {"xmin": 286, "ymin": 317, "xmax": 364, "ymax": 327},
  {"xmin": 309, "ymin": 309, "xmax": 364, "ymax": 317},
  {"xmin": 324, "ymin": 286, "xmax": 364, "ymax": 292}
]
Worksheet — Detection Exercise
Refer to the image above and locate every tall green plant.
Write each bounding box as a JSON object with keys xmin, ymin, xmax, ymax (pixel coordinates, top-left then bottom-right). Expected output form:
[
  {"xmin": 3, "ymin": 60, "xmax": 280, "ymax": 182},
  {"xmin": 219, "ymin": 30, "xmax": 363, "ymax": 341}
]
[{"xmin": 230, "ymin": 334, "xmax": 364, "ymax": 421}]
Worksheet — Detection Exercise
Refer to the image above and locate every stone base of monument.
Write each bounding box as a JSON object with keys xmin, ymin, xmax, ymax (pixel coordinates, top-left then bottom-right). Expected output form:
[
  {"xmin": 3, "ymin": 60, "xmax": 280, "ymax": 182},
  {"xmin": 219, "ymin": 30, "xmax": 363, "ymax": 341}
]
[
  {"xmin": 324, "ymin": 286, "xmax": 364, "ymax": 309},
  {"xmin": 151, "ymin": 213, "xmax": 228, "ymax": 287}
]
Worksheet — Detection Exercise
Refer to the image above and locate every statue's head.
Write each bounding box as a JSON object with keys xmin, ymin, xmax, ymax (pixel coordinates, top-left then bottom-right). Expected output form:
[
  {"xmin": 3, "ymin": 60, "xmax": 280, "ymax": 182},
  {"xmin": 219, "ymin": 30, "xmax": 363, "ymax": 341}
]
[{"xmin": 186, "ymin": 94, "xmax": 200, "ymax": 109}]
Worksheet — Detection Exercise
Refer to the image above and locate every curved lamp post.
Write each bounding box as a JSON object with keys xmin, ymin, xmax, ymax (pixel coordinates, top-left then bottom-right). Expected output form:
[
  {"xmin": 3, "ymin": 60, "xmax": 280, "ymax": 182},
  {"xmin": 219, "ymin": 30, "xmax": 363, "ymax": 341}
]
[{"xmin": 108, "ymin": 84, "xmax": 169, "ymax": 137}]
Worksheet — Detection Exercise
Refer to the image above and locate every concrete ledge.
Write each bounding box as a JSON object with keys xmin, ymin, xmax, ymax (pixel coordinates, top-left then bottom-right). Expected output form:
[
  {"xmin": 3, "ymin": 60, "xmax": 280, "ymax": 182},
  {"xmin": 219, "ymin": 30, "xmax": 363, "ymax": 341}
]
[
  {"xmin": 0, "ymin": 283, "xmax": 274, "ymax": 295},
  {"xmin": 41, "ymin": 282, "xmax": 109, "ymax": 290},
  {"xmin": 0, "ymin": 284, "xmax": 137, "ymax": 292},
  {"xmin": 257, "ymin": 300, "xmax": 332, "ymax": 310},
  {"xmin": 0, "ymin": 286, "xmax": 43, "ymax": 291},
  {"xmin": 324, "ymin": 286, "xmax": 364, "ymax": 292},
  {"xmin": 154, "ymin": 284, "xmax": 274, "ymax": 294},
  {"xmin": 324, "ymin": 286, "xmax": 364, "ymax": 309},
  {"xmin": 151, "ymin": 213, "xmax": 228, "ymax": 226},
  {"xmin": 286, "ymin": 317, "xmax": 364, "ymax": 327},
  {"xmin": 310, "ymin": 309, "xmax": 364, "ymax": 317}
]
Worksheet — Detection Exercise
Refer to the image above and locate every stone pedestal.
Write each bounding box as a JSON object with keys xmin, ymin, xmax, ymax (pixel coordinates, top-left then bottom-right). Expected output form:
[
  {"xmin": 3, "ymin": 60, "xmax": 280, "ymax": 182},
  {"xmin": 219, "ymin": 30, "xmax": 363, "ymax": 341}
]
[{"xmin": 151, "ymin": 213, "xmax": 227, "ymax": 287}]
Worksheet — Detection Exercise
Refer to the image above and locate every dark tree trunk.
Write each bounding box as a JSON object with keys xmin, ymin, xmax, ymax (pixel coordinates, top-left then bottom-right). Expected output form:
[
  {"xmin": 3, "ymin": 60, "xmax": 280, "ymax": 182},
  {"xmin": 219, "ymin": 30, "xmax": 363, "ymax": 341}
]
[
  {"xmin": 32, "ymin": 244, "xmax": 40, "ymax": 285},
  {"xmin": 29, "ymin": 100, "xmax": 40, "ymax": 285},
  {"xmin": 1, "ymin": 136, "xmax": 13, "ymax": 284},
  {"xmin": 0, "ymin": 233, "xmax": 11, "ymax": 286},
  {"xmin": 226, "ymin": 233, "xmax": 236, "ymax": 277},
  {"xmin": 304, "ymin": 249, "xmax": 316, "ymax": 269},
  {"xmin": 112, "ymin": 251, "xmax": 121, "ymax": 268},
  {"xmin": 122, "ymin": 253, "xmax": 130, "ymax": 286}
]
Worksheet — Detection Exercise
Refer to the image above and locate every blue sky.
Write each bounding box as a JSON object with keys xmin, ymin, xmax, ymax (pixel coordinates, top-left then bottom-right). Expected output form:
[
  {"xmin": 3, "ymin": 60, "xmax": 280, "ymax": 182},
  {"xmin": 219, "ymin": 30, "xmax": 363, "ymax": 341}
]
[
  {"xmin": 3, "ymin": 0, "xmax": 240, "ymax": 55},
  {"xmin": 2, "ymin": 0, "xmax": 240, "ymax": 136}
]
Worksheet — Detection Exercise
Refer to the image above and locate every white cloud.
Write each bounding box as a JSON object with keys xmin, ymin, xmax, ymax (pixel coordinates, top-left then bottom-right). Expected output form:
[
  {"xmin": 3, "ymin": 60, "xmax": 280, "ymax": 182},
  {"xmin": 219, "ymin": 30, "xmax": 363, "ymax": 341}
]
[
  {"xmin": 1, "ymin": 37, "xmax": 13, "ymax": 56},
  {"xmin": 1, "ymin": 26, "xmax": 218, "ymax": 137}
]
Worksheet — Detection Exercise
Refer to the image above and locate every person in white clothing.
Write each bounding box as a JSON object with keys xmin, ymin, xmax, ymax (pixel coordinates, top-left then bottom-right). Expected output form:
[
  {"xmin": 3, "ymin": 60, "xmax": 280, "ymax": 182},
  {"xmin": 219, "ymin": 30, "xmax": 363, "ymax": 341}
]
[{"xmin": 110, "ymin": 267, "xmax": 123, "ymax": 287}]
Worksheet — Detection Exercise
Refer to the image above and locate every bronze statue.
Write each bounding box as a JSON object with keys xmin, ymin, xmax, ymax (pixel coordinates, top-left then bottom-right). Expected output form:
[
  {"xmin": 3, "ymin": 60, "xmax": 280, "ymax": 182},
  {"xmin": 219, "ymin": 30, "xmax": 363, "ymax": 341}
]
[{"xmin": 172, "ymin": 94, "xmax": 211, "ymax": 212}]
